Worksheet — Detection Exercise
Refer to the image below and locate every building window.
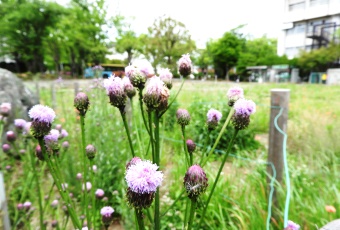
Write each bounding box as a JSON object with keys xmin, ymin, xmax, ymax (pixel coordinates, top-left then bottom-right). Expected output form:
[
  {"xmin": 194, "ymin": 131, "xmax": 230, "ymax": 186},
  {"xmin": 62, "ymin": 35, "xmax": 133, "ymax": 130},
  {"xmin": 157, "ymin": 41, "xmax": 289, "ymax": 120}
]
[
  {"xmin": 286, "ymin": 24, "xmax": 306, "ymax": 35},
  {"xmin": 310, "ymin": 0, "xmax": 329, "ymax": 7},
  {"xmin": 288, "ymin": 1, "xmax": 305, "ymax": 11}
]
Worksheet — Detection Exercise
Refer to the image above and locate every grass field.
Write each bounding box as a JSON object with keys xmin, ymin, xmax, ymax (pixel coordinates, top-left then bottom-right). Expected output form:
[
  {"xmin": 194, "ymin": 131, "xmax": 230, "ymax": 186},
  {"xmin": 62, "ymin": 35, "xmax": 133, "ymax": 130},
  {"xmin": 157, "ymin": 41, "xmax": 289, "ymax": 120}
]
[{"xmin": 2, "ymin": 79, "xmax": 340, "ymax": 229}]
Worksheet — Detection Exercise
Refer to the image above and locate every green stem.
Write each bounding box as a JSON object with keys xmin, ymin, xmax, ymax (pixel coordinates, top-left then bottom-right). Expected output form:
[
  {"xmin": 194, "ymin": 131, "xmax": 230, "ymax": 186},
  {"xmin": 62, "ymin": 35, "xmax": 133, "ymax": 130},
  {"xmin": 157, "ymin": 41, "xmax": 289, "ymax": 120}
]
[
  {"xmin": 38, "ymin": 138, "xmax": 81, "ymax": 229},
  {"xmin": 135, "ymin": 208, "xmax": 145, "ymax": 230},
  {"xmin": 138, "ymin": 89, "xmax": 150, "ymax": 135},
  {"xmin": 183, "ymin": 199, "xmax": 190, "ymax": 230},
  {"xmin": 80, "ymin": 115, "xmax": 90, "ymax": 228},
  {"xmin": 90, "ymin": 159, "xmax": 96, "ymax": 226},
  {"xmin": 28, "ymin": 150, "xmax": 45, "ymax": 230},
  {"xmin": 154, "ymin": 111, "xmax": 160, "ymax": 230},
  {"xmin": 200, "ymin": 108, "xmax": 234, "ymax": 167},
  {"xmin": 187, "ymin": 198, "xmax": 197, "ymax": 230},
  {"xmin": 147, "ymin": 111, "xmax": 155, "ymax": 162},
  {"xmin": 158, "ymin": 79, "xmax": 185, "ymax": 118},
  {"xmin": 181, "ymin": 125, "xmax": 191, "ymax": 167},
  {"xmin": 198, "ymin": 130, "xmax": 239, "ymax": 227},
  {"xmin": 161, "ymin": 189, "xmax": 186, "ymax": 217},
  {"xmin": 120, "ymin": 110, "xmax": 135, "ymax": 157},
  {"xmin": 43, "ymin": 183, "xmax": 55, "ymax": 215}
]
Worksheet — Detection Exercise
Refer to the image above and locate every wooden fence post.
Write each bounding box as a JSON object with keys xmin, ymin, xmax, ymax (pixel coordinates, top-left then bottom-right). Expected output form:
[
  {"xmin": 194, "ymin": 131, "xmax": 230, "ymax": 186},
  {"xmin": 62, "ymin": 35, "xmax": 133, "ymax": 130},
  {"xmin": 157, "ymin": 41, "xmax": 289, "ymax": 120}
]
[
  {"xmin": 0, "ymin": 172, "xmax": 11, "ymax": 230},
  {"xmin": 267, "ymin": 89, "xmax": 290, "ymax": 216}
]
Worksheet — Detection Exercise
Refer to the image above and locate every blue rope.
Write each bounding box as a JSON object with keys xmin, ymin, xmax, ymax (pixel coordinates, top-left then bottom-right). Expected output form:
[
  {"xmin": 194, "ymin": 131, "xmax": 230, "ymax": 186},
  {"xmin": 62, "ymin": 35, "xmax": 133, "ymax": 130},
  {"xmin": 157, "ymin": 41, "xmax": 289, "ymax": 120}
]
[{"xmin": 273, "ymin": 107, "xmax": 290, "ymax": 227}]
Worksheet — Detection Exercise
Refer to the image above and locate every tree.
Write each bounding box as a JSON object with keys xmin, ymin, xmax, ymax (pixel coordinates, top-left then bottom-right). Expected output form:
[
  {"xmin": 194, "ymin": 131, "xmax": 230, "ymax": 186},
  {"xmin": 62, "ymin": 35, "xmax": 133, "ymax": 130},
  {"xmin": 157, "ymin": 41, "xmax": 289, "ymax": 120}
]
[
  {"xmin": 208, "ymin": 30, "xmax": 245, "ymax": 80},
  {"xmin": 142, "ymin": 16, "xmax": 196, "ymax": 75}
]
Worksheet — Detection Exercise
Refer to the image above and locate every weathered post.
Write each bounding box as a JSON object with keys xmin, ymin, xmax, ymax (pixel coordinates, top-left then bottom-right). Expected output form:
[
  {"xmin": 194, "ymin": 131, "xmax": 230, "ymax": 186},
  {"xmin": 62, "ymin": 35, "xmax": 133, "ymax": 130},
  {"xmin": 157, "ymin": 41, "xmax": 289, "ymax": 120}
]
[
  {"xmin": 267, "ymin": 89, "xmax": 290, "ymax": 219},
  {"xmin": 74, "ymin": 82, "xmax": 79, "ymax": 97},
  {"xmin": 0, "ymin": 172, "xmax": 11, "ymax": 230}
]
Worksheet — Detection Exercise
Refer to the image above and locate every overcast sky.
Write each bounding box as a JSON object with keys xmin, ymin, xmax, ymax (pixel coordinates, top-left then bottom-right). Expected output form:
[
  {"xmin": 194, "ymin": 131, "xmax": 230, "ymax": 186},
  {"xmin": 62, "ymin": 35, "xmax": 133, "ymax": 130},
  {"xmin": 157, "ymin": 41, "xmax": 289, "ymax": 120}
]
[{"xmin": 107, "ymin": 0, "xmax": 284, "ymax": 47}]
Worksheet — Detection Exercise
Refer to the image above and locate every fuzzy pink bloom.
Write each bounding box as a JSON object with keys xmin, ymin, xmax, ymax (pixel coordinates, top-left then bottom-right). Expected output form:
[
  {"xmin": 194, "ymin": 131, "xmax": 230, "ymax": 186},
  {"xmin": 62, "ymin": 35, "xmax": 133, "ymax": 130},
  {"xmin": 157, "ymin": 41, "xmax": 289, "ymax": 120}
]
[
  {"xmin": 0, "ymin": 102, "xmax": 11, "ymax": 116},
  {"xmin": 178, "ymin": 54, "xmax": 192, "ymax": 77},
  {"xmin": 234, "ymin": 99, "xmax": 256, "ymax": 116},
  {"xmin": 95, "ymin": 189, "xmax": 105, "ymax": 199},
  {"xmin": 227, "ymin": 87, "xmax": 244, "ymax": 101},
  {"xmin": 44, "ymin": 129, "xmax": 60, "ymax": 149},
  {"xmin": 28, "ymin": 104, "xmax": 56, "ymax": 123},
  {"xmin": 82, "ymin": 182, "xmax": 92, "ymax": 192},
  {"xmin": 6, "ymin": 131, "xmax": 16, "ymax": 142},
  {"xmin": 207, "ymin": 109, "xmax": 222, "ymax": 122},
  {"xmin": 23, "ymin": 201, "xmax": 31, "ymax": 211},
  {"xmin": 59, "ymin": 129, "xmax": 68, "ymax": 139},
  {"xmin": 178, "ymin": 54, "xmax": 192, "ymax": 67},
  {"xmin": 100, "ymin": 206, "xmax": 114, "ymax": 217},
  {"xmin": 159, "ymin": 68, "xmax": 173, "ymax": 89},
  {"xmin": 103, "ymin": 76, "xmax": 124, "ymax": 96},
  {"xmin": 51, "ymin": 199, "xmax": 59, "ymax": 208},
  {"xmin": 285, "ymin": 220, "xmax": 300, "ymax": 230},
  {"xmin": 125, "ymin": 160, "xmax": 163, "ymax": 194},
  {"xmin": 145, "ymin": 77, "xmax": 164, "ymax": 96},
  {"xmin": 14, "ymin": 119, "xmax": 27, "ymax": 130}
]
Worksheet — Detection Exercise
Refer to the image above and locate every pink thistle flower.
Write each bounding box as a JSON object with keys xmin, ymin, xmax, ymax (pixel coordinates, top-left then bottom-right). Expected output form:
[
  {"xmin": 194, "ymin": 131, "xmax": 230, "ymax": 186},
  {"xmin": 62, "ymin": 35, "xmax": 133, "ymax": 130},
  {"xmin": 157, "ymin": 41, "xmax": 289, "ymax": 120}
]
[
  {"xmin": 23, "ymin": 122, "xmax": 32, "ymax": 136},
  {"xmin": 126, "ymin": 157, "xmax": 142, "ymax": 169},
  {"xmin": 28, "ymin": 105, "xmax": 56, "ymax": 138},
  {"xmin": 159, "ymin": 68, "xmax": 173, "ymax": 89},
  {"xmin": 14, "ymin": 119, "xmax": 27, "ymax": 131},
  {"xmin": 103, "ymin": 76, "xmax": 127, "ymax": 110},
  {"xmin": 176, "ymin": 109, "xmax": 191, "ymax": 126},
  {"xmin": 51, "ymin": 199, "xmax": 59, "ymax": 208},
  {"xmin": 2, "ymin": 144, "xmax": 10, "ymax": 153},
  {"xmin": 95, "ymin": 189, "xmax": 105, "ymax": 199},
  {"xmin": 178, "ymin": 54, "xmax": 192, "ymax": 77},
  {"xmin": 0, "ymin": 102, "xmax": 11, "ymax": 117},
  {"xmin": 125, "ymin": 65, "xmax": 146, "ymax": 89},
  {"xmin": 122, "ymin": 76, "xmax": 136, "ymax": 98},
  {"xmin": 76, "ymin": 173, "xmax": 82, "ymax": 180},
  {"xmin": 125, "ymin": 160, "xmax": 163, "ymax": 194},
  {"xmin": 6, "ymin": 131, "xmax": 16, "ymax": 142},
  {"xmin": 59, "ymin": 129, "xmax": 68, "ymax": 139},
  {"xmin": 23, "ymin": 201, "xmax": 32, "ymax": 211},
  {"xmin": 44, "ymin": 129, "xmax": 60, "ymax": 151},
  {"xmin": 186, "ymin": 139, "xmax": 196, "ymax": 154},
  {"xmin": 100, "ymin": 206, "xmax": 114, "ymax": 226},
  {"xmin": 232, "ymin": 99, "xmax": 256, "ymax": 130},
  {"xmin": 227, "ymin": 87, "xmax": 244, "ymax": 106},
  {"xmin": 143, "ymin": 77, "xmax": 167, "ymax": 110},
  {"xmin": 285, "ymin": 220, "xmax": 300, "ymax": 230},
  {"xmin": 85, "ymin": 144, "xmax": 96, "ymax": 160},
  {"xmin": 74, "ymin": 92, "xmax": 90, "ymax": 116},
  {"xmin": 184, "ymin": 165, "xmax": 208, "ymax": 200},
  {"xmin": 206, "ymin": 109, "xmax": 222, "ymax": 130},
  {"xmin": 82, "ymin": 182, "xmax": 92, "ymax": 192}
]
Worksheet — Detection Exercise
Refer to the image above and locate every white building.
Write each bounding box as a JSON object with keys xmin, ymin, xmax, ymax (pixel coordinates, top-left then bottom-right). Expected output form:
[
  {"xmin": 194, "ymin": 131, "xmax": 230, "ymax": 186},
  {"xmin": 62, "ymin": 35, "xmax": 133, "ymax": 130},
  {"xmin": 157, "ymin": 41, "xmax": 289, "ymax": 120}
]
[{"xmin": 277, "ymin": 0, "xmax": 340, "ymax": 59}]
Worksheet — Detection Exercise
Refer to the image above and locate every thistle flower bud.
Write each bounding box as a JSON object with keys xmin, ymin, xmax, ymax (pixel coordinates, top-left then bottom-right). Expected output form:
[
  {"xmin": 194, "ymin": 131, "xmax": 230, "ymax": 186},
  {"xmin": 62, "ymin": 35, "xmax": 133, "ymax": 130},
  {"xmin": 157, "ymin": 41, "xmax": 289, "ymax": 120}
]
[
  {"xmin": 82, "ymin": 182, "xmax": 92, "ymax": 192},
  {"xmin": 0, "ymin": 102, "xmax": 11, "ymax": 117},
  {"xmin": 178, "ymin": 54, "xmax": 192, "ymax": 77},
  {"xmin": 28, "ymin": 105, "xmax": 56, "ymax": 138},
  {"xmin": 232, "ymin": 99, "xmax": 256, "ymax": 130},
  {"xmin": 85, "ymin": 144, "xmax": 96, "ymax": 160},
  {"xmin": 159, "ymin": 68, "xmax": 173, "ymax": 89},
  {"xmin": 284, "ymin": 220, "xmax": 300, "ymax": 230},
  {"xmin": 51, "ymin": 220, "xmax": 58, "ymax": 228},
  {"xmin": 143, "ymin": 77, "xmax": 167, "ymax": 110},
  {"xmin": 227, "ymin": 87, "xmax": 244, "ymax": 106},
  {"xmin": 2, "ymin": 143, "xmax": 10, "ymax": 153},
  {"xmin": 206, "ymin": 109, "xmax": 223, "ymax": 131},
  {"xmin": 35, "ymin": 145, "xmax": 44, "ymax": 161},
  {"xmin": 5, "ymin": 165, "xmax": 11, "ymax": 172},
  {"xmin": 76, "ymin": 173, "xmax": 82, "ymax": 180},
  {"xmin": 125, "ymin": 65, "xmax": 147, "ymax": 89},
  {"xmin": 183, "ymin": 165, "xmax": 208, "ymax": 200},
  {"xmin": 44, "ymin": 129, "xmax": 60, "ymax": 152},
  {"xmin": 122, "ymin": 77, "xmax": 136, "ymax": 98},
  {"xmin": 14, "ymin": 119, "xmax": 27, "ymax": 131},
  {"xmin": 17, "ymin": 203, "xmax": 24, "ymax": 211},
  {"xmin": 51, "ymin": 200, "xmax": 58, "ymax": 208},
  {"xmin": 6, "ymin": 131, "xmax": 16, "ymax": 142},
  {"xmin": 100, "ymin": 206, "xmax": 115, "ymax": 227},
  {"xmin": 59, "ymin": 129, "xmax": 68, "ymax": 139},
  {"xmin": 176, "ymin": 109, "xmax": 190, "ymax": 126},
  {"xmin": 103, "ymin": 76, "xmax": 127, "ymax": 111},
  {"xmin": 95, "ymin": 189, "xmax": 105, "ymax": 200},
  {"xmin": 186, "ymin": 139, "xmax": 196, "ymax": 154},
  {"xmin": 23, "ymin": 201, "xmax": 32, "ymax": 211},
  {"xmin": 55, "ymin": 124, "xmax": 62, "ymax": 131},
  {"xmin": 74, "ymin": 92, "xmax": 90, "ymax": 116},
  {"xmin": 62, "ymin": 141, "xmax": 69, "ymax": 149}
]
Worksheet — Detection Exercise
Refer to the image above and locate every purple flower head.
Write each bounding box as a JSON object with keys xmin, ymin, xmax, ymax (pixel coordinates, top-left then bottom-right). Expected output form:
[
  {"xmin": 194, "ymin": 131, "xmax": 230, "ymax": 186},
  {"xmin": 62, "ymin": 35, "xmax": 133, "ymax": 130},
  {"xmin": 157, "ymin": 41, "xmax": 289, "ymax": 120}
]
[
  {"xmin": 74, "ymin": 92, "xmax": 90, "ymax": 116},
  {"xmin": 125, "ymin": 160, "xmax": 163, "ymax": 194},
  {"xmin": 55, "ymin": 124, "xmax": 62, "ymax": 131},
  {"xmin": 85, "ymin": 144, "xmax": 96, "ymax": 160},
  {"xmin": 103, "ymin": 76, "xmax": 127, "ymax": 110},
  {"xmin": 23, "ymin": 201, "xmax": 32, "ymax": 211},
  {"xmin": 176, "ymin": 109, "xmax": 191, "ymax": 126},
  {"xmin": 143, "ymin": 77, "xmax": 168, "ymax": 110},
  {"xmin": 184, "ymin": 164, "xmax": 208, "ymax": 199},
  {"xmin": 76, "ymin": 173, "xmax": 82, "ymax": 180},
  {"xmin": 82, "ymin": 182, "xmax": 92, "ymax": 192},
  {"xmin": 59, "ymin": 129, "xmax": 68, "ymax": 139},
  {"xmin": 51, "ymin": 199, "xmax": 59, "ymax": 208},
  {"xmin": 122, "ymin": 77, "xmax": 136, "ymax": 98},
  {"xmin": 186, "ymin": 139, "xmax": 196, "ymax": 154},
  {"xmin": 44, "ymin": 129, "xmax": 60, "ymax": 151},
  {"xmin": 100, "ymin": 206, "xmax": 114, "ymax": 226},
  {"xmin": 227, "ymin": 87, "xmax": 244, "ymax": 106},
  {"xmin": 285, "ymin": 220, "xmax": 300, "ymax": 230},
  {"xmin": 35, "ymin": 145, "xmax": 43, "ymax": 161},
  {"xmin": 159, "ymin": 68, "xmax": 173, "ymax": 89},
  {"xmin": 134, "ymin": 59, "xmax": 155, "ymax": 78},
  {"xmin": 178, "ymin": 54, "xmax": 192, "ymax": 77},
  {"xmin": 51, "ymin": 220, "xmax": 58, "ymax": 228},
  {"xmin": 17, "ymin": 203, "xmax": 24, "ymax": 211},
  {"xmin": 206, "ymin": 109, "xmax": 223, "ymax": 130},
  {"xmin": 23, "ymin": 122, "xmax": 32, "ymax": 136},
  {"xmin": 95, "ymin": 189, "xmax": 105, "ymax": 199},
  {"xmin": 29, "ymin": 104, "xmax": 56, "ymax": 124},
  {"xmin": 62, "ymin": 141, "xmax": 69, "ymax": 149},
  {"xmin": 232, "ymin": 99, "xmax": 256, "ymax": 130},
  {"xmin": 2, "ymin": 144, "xmax": 10, "ymax": 153},
  {"xmin": 28, "ymin": 105, "xmax": 56, "ymax": 138},
  {"xmin": 0, "ymin": 102, "xmax": 11, "ymax": 117},
  {"xmin": 6, "ymin": 131, "xmax": 16, "ymax": 142},
  {"xmin": 125, "ymin": 65, "xmax": 146, "ymax": 89},
  {"xmin": 14, "ymin": 119, "xmax": 27, "ymax": 131},
  {"xmin": 92, "ymin": 165, "xmax": 97, "ymax": 172}
]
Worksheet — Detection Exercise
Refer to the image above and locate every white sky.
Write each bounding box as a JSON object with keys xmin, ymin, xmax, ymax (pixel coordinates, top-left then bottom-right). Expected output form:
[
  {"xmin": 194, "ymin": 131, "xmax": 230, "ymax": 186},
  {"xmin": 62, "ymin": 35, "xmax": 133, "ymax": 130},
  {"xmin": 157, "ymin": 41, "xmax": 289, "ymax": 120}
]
[{"xmin": 106, "ymin": 0, "xmax": 284, "ymax": 48}]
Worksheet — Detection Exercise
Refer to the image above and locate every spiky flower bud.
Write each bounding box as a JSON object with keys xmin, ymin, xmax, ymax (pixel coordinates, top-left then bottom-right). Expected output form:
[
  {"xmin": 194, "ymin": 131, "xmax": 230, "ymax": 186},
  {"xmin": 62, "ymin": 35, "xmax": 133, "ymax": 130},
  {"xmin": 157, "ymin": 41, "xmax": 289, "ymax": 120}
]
[
  {"xmin": 183, "ymin": 165, "xmax": 208, "ymax": 200},
  {"xmin": 178, "ymin": 54, "xmax": 192, "ymax": 77},
  {"xmin": 125, "ymin": 65, "xmax": 147, "ymax": 89},
  {"xmin": 95, "ymin": 189, "xmax": 105, "ymax": 200},
  {"xmin": 122, "ymin": 77, "xmax": 136, "ymax": 99},
  {"xmin": 62, "ymin": 141, "xmax": 69, "ymax": 149},
  {"xmin": 28, "ymin": 105, "xmax": 56, "ymax": 138},
  {"xmin": 232, "ymin": 99, "xmax": 256, "ymax": 130},
  {"xmin": 2, "ymin": 144, "xmax": 10, "ymax": 153},
  {"xmin": 143, "ymin": 77, "xmax": 169, "ymax": 111},
  {"xmin": 206, "ymin": 109, "xmax": 223, "ymax": 131},
  {"xmin": 74, "ymin": 92, "xmax": 90, "ymax": 116},
  {"xmin": 159, "ymin": 68, "xmax": 173, "ymax": 89},
  {"xmin": 6, "ymin": 131, "xmax": 16, "ymax": 142},
  {"xmin": 85, "ymin": 144, "xmax": 96, "ymax": 160},
  {"xmin": 103, "ymin": 76, "xmax": 127, "ymax": 111},
  {"xmin": 186, "ymin": 139, "xmax": 196, "ymax": 154},
  {"xmin": 0, "ymin": 102, "xmax": 11, "ymax": 117},
  {"xmin": 227, "ymin": 87, "xmax": 244, "ymax": 107},
  {"xmin": 100, "ymin": 206, "xmax": 114, "ymax": 227},
  {"xmin": 14, "ymin": 119, "xmax": 27, "ymax": 131},
  {"xmin": 176, "ymin": 109, "xmax": 191, "ymax": 126}
]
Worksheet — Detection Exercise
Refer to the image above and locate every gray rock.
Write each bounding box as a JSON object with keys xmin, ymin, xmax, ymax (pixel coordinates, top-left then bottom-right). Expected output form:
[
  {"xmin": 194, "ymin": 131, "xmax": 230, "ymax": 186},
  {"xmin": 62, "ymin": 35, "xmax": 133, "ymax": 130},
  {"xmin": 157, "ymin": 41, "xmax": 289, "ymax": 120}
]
[
  {"xmin": 0, "ymin": 68, "xmax": 39, "ymax": 143},
  {"xmin": 321, "ymin": 219, "xmax": 340, "ymax": 230}
]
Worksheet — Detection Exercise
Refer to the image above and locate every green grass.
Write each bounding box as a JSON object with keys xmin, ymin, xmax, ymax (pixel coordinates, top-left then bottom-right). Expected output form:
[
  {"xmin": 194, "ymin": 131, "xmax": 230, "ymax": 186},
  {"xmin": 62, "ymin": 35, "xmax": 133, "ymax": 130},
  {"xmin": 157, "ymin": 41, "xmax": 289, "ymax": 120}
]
[{"xmin": 3, "ymin": 79, "xmax": 340, "ymax": 229}]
